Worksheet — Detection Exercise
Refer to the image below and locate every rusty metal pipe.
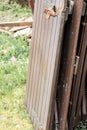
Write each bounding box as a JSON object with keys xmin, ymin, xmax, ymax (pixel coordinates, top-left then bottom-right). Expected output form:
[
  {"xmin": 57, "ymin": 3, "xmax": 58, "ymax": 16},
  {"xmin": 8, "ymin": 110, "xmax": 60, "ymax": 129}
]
[{"xmin": 58, "ymin": 0, "xmax": 84, "ymax": 130}]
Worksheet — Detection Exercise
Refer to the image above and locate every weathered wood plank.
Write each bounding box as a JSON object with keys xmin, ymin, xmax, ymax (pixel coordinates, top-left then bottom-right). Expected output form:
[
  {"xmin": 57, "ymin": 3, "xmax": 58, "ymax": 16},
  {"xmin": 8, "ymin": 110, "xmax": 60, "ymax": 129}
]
[
  {"xmin": 0, "ymin": 21, "xmax": 32, "ymax": 27},
  {"xmin": 25, "ymin": 0, "xmax": 66, "ymax": 130},
  {"xmin": 25, "ymin": 0, "xmax": 39, "ymax": 107}
]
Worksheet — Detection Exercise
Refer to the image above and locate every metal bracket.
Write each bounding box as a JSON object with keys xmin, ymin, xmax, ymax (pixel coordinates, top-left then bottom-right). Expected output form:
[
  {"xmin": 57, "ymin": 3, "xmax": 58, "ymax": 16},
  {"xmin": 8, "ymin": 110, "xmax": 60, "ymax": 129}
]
[
  {"xmin": 44, "ymin": 0, "xmax": 74, "ymax": 20},
  {"xmin": 68, "ymin": 0, "xmax": 74, "ymax": 14},
  {"xmin": 54, "ymin": 101, "xmax": 59, "ymax": 130},
  {"xmin": 64, "ymin": 0, "xmax": 74, "ymax": 21},
  {"xmin": 82, "ymin": 2, "xmax": 86, "ymax": 16},
  {"xmin": 73, "ymin": 56, "xmax": 80, "ymax": 75},
  {"xmin": 44, "ymin": 2, "xmax": 64, "ymax": 19}
]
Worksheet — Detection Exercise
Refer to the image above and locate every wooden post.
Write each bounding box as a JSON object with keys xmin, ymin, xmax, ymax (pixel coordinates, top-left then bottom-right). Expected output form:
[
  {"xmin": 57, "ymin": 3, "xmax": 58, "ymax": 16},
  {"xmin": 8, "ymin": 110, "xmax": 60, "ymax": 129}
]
[{"xmin": 28, "ymin": 0, "xmax": 34, "ymax": 14}]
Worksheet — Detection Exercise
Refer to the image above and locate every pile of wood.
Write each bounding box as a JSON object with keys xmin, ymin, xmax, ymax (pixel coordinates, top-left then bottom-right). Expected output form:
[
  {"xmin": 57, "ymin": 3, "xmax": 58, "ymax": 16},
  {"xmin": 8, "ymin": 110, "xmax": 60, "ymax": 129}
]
[
  {"xmin": 25, "ymin": 0, "xmax": 87, "ymax": 130},
  {"xmin": 0, "ymin": 17, "xmax": 33, "ymax": 39}
]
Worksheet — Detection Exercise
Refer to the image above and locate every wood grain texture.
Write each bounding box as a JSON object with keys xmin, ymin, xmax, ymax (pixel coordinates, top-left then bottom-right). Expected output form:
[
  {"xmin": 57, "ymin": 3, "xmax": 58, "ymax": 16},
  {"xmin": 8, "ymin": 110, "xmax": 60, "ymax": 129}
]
[
  {"xmin": 0, "ymin": 21, "xmax": 32, "ymax": 27},
  {"xmin": 25, "ymin": 0, "xmax": 66, "ymax": 130}
]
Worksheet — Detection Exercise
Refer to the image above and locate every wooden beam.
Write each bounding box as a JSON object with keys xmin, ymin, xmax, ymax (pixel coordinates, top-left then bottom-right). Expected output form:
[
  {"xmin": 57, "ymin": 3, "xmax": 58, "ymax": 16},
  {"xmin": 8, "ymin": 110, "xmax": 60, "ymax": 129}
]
[
  {"xmin": 0, "ymin": 21, "xmax": 33, "ymax": 27},
  {"xmin": 0, "ymin": 28, "xmax": 12, "ymax": 35}
]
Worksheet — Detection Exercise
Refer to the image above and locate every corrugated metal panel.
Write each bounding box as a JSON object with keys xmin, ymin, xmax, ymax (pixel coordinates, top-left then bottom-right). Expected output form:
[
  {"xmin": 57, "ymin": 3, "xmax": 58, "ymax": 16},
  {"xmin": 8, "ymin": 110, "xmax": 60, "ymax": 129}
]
[{"xmin": 25, "ymin": 0, "xmax": 66, "ymax": 130}]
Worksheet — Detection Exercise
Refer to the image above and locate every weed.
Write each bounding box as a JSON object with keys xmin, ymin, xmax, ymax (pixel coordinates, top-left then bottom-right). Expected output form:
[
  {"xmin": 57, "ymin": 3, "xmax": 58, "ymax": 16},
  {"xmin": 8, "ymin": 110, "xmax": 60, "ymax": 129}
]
[
  {"xmin": 0, "ymin": 0, "xmax": 33, "ymax": 129},
  {"xmin": 76, "ymin": 121, "xmax": 87, "ymax": 130},
  {"xmin": 0, "ymin": 33, "xmax": 33, "ymax": 130},
  {"xmin": 0, "ymin": 1, "xmax": 31, "ymax": 22}
]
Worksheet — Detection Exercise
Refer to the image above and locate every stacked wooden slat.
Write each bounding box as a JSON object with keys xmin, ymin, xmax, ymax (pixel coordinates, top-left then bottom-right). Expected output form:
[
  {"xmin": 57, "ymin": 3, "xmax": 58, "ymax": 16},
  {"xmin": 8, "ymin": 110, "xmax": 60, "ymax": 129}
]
[
  {"xmin": 56, "ymin": 1, "xmax": 87, "ymax": 129},
  {"xmin": 25, "ymin": 0, "xmax": 87, "ymax": 130},
  {"xmin": 68, "ymin": 11, "xmax": 87, "ymax": 129},
  {"xmin": 0, "ymin": 18, "xmax": 33, "ymax": 37}
]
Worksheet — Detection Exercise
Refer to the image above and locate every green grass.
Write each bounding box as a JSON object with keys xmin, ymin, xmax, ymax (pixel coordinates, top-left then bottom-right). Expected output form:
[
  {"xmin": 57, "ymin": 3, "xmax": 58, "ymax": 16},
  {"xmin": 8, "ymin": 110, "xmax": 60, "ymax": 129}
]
[
  {"xmin": 0, "ymin": 1, "xmax": 33, "ymax": 129},
  {"xmin": 0, "ymin": 33, "xmax": 34, "ymax": 130},
  {"xmin": 0, "ymin": 0, "xmax": 31, "ymax": 22},
  {"xmin": 76, "ymin": 121, "xmax": 87, "ymax": 130}
]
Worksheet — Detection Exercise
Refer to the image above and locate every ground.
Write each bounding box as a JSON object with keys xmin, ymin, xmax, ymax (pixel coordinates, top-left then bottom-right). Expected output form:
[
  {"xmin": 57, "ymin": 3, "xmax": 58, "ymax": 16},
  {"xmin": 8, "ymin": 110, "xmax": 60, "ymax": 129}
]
[
  {"xmin": 0, "ymin": 0, "xmax": 31, "ymax": 22},
  {"xmin": 0, "ymin": 1, "xmax": 33, "ymax": 130}
]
